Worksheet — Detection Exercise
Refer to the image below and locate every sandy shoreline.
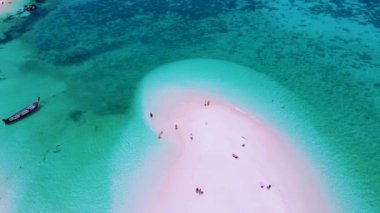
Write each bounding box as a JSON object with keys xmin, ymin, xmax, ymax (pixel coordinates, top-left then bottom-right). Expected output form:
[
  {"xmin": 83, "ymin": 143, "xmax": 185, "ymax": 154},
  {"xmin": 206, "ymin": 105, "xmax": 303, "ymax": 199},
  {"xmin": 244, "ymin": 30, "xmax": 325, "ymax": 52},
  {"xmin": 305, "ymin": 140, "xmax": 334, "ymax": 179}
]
[
  {"xmin": 126, "ymin": 87, "xmax": 331, "ymax": 213},
  {"xmin": 0, "ymin": 0, "xmax": 26, "ymax": 15},
  {"xmin": 0, "ymin": 1, "xmax": 12, "ymax": 13}
]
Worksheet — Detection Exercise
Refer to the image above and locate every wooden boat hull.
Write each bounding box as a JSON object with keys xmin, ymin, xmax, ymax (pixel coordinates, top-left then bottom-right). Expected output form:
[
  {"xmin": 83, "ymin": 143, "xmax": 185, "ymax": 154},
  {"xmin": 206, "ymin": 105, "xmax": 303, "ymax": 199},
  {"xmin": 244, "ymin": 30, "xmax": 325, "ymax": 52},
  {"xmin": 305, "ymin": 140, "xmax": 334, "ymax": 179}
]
[{"xmin": 2, "ymin": 97, "xmax": 40, "ymax": 124}]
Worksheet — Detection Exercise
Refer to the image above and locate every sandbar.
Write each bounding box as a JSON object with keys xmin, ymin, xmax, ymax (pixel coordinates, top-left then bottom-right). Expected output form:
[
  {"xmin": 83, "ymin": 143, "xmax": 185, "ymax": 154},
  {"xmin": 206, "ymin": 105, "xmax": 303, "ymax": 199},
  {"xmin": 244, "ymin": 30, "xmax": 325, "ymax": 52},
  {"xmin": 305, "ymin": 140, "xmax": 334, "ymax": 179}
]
[{"xmin": 135, "ymin": 88, "xmax": 330, "ymax": 213}]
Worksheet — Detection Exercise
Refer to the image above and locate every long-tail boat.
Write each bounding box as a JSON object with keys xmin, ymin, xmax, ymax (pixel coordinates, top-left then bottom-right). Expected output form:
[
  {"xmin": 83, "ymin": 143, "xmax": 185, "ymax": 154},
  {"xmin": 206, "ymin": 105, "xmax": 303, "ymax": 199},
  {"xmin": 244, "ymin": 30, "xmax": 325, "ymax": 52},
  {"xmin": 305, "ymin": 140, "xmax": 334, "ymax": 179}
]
[{"xmin": 2, "ymin": 97, "xmax": 40, "ymax": 124}]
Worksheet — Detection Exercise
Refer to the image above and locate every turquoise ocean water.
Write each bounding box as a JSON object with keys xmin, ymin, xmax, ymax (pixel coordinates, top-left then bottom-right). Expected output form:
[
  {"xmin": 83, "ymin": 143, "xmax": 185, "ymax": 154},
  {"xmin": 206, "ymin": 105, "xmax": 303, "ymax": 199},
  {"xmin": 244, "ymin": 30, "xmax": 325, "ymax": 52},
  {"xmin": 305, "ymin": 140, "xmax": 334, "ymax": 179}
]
[{"xmin": 0, "ymin": 0, "xmax": 379, "ymax": 212}]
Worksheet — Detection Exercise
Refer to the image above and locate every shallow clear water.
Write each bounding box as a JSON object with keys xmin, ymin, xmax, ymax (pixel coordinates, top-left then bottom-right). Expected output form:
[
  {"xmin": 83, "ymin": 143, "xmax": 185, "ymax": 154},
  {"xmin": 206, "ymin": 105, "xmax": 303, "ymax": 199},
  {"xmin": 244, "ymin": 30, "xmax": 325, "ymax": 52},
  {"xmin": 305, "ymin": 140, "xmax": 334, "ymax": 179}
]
[{"xmin": 0, "ymin": 0, "xmax": 379, "ymax": 212}]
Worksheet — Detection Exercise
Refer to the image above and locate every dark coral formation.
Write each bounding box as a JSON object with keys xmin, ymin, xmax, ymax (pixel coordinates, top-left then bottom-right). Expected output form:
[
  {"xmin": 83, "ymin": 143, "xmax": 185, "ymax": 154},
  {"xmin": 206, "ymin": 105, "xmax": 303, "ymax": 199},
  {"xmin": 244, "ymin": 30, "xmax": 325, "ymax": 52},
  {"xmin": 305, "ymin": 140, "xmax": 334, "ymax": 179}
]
[
  {"xmin": 69, "ymin": 110, "xmax": 83, "ymax": 122},
  {"xmin": 20, "ymin": 0, "xmax": 379, "ymax": 67},
  {"xmin": 0, "ymin": 0, "xmax": 51, "ymax": 44},
  {"xmin": 19, "ymin": 0, "xmax": 379, "ymax": 119},
  {"xmin": 303, "ymin": 0, "xmax": 380, "ymax": 27},
  {"xmin": 23, "ymin": 0, "xmax": 241, "ymax": 66}
]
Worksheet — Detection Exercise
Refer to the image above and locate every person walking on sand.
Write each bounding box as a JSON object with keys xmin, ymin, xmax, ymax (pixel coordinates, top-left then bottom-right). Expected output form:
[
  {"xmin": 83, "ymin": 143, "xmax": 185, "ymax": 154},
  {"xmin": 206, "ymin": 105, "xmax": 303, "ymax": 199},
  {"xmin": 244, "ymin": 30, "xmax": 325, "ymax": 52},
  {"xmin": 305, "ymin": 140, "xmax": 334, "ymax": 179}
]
[{"xmin": 260, "ymin": 182, "xmax": 265, "ymax": 189}]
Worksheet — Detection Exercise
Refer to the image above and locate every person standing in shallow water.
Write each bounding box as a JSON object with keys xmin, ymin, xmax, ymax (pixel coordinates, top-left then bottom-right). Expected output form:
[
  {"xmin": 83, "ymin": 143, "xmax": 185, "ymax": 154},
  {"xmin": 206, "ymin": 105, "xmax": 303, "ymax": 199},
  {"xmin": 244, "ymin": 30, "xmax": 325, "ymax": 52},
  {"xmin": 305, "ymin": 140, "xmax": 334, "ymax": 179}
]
[
  {"xmin": 150, "ymin": 113, "xmax": 153, "ymax": 118},
  {"xmin": 24, "ymin": 4, "xmax": 38, "ymax": 12}
]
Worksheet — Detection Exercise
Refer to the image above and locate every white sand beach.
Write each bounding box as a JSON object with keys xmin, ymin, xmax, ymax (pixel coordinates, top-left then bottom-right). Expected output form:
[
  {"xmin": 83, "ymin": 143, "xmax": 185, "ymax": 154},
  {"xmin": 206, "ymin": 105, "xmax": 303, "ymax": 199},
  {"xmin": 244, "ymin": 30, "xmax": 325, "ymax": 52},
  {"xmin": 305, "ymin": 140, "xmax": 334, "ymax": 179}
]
[
  {"xmin": 110, "ymin": 59, "xmax": 335, "ymax": 213},
  {"xmin": 133, "ymin": 88, "xmax": 330, "ymax": 213}
]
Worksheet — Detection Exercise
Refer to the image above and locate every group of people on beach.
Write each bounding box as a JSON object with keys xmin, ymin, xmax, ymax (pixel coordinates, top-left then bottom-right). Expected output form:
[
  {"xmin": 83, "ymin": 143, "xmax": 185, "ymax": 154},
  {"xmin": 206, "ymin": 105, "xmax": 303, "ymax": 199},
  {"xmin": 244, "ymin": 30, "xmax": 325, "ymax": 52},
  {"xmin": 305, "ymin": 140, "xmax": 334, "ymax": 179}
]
[
  {"xmin": 150, "ymin": 112, "xmax": 180, "ymax": 139},
  {"xmin": 149, "ymin": 98, "xmax": 276, "ymax": 201},
  {"xmin": 260, "ymin": 182, "xmax": 272, "ymax": 190},
  {"xmin": 150, "ymin": 99, "xmax": 212, "ymax": 138},
  {"xmin": 195, "ymin": 187, "xmax": 204, "ymax": 195}
]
